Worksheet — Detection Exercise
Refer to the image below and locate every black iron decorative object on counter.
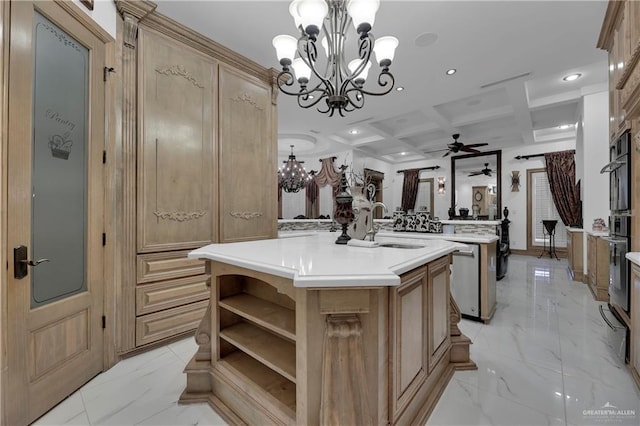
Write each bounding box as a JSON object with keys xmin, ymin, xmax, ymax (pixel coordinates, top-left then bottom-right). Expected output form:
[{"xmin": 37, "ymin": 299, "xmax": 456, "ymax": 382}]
[{"xmin": 334, "ymin": 170, "xmax": 354, "ymax": 244}]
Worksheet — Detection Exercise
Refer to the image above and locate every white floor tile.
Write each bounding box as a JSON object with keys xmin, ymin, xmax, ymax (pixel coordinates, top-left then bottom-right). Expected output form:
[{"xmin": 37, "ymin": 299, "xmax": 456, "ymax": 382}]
[
  {"xmin": 427, "ymin": 379, "xmax": 565, "ymax": 426},
  {"xmin": 135, "ymin": 402, "xmax": 227, "ymax": 426},
  {"xmin": 453, "ymin": 351, "xmax": 565, "ymax": 420},
  {"xmin": 32, "ymin": 392, "xmax": 87, "ymax": 426}
]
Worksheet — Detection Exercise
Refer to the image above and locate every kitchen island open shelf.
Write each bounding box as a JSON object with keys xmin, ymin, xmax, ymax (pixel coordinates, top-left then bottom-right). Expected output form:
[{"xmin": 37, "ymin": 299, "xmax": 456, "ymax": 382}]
[{"xmin": 180, "ymin": 233, "xmax": 476, "ymax": 425}]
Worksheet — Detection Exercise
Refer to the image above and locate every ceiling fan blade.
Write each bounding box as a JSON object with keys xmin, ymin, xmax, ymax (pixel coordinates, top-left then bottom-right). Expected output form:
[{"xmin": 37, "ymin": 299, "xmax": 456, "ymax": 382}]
[
  {"xmin": 423, "ymin": 148, "xmax": 448, "ymax": 154},
  {"xmin": 465, "ymin": 143, "xmax": 489, "ymax": 148},
  {"xmin": 443, "ymin": 151, "xmax": 451, "ymax": 157},
  {"xmin": 460, "ymin": 146, "xmax": 481, "ymax": 153},
  {"xmin": 468, "ymin": 172, "xmax": 483, "ymax": 176}
]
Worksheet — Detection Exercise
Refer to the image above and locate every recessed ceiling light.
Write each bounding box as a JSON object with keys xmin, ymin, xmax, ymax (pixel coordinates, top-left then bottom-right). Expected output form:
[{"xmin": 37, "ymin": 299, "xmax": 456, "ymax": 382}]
[
  {"xmin": 562, "ymin": 73, "xmax": 582, "ymax": 82},
  {"xmin": 446, "ymin": 69, "xmax": 457, "ymax": 76},
  {"xmin": 399, "ymin": 152, "xmax": 407, "ymax": 156},
  {"xmin": 396, "ymin": 86, "xmax": 404, "ymax": 91},
  {"xmin": 308, "ymin": 94, "xmax": 315, "ymax": 99},
  {"xmin": 349, "ymin": 129, "xmax": 359, "ymax": 135}
]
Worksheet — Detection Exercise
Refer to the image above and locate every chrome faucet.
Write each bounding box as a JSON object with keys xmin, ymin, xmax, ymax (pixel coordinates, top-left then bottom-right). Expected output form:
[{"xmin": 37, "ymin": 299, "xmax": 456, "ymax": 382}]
[{"xmin": 366, "ymin": 202, "xmax": 388, "ymax": 241}]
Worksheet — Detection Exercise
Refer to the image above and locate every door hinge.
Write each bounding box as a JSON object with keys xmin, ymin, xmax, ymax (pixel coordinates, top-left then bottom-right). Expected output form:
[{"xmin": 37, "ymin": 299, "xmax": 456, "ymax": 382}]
[
  {"xmin": 103, "ymin": 66, "xmax": 115, "ymax": 82},
  {"xmin": 103, "ymin": 150, "xmax": 106, "ymax": 164},
  {"xmin": 102, "ymin": 315, "xmax": 106, "ymax": 329},
  {"xmin": 102, "ymin": 233, "xmax": 106, "ymax": 246}
]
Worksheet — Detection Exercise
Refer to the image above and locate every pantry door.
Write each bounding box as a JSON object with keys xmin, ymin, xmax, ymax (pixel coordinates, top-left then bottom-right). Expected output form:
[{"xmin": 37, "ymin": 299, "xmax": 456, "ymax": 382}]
[{"xmin": 5, "ymin": 1, "xmax": 106, "ymax": 424}]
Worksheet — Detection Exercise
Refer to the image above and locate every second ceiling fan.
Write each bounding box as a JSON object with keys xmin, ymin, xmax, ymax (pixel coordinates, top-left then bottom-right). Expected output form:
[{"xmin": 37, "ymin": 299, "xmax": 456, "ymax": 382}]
[
  {"xmin": 468, "ymin": 163, "xmax": 493, "ymax": 177},
  {"xmin": 425, "ymin": 134, "xmax": 489, "ymax": 157}
]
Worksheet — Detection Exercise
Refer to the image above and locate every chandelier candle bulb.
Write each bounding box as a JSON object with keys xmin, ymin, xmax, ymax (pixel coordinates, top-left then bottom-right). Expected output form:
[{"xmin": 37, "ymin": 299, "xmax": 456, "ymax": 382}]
[
  {"xmin": 348, "ymin": 59, "xmax": 372, "ymax": 83},
  {"xmin": 346, "ymin": 0, "xmax": 380, "ymax": 33},
  {"xmin": 296, "ymin": 0, "xmax": 329, "ymax": 37},
  {"xmin": 289, "ymin": 0, "xmax": 304, "ymax": 28},
  {"xmin": 273, "ymin": 0, "xmax": 399, "ymax": 116},
  {"xmin": 373, "ymin": 36, "xmax": 399, "ymax": 66},
  {"xmin": 272, "ymin": 35, "xmax": 298, "ymax": 63},
  {"xmin": 292, "ymin": 58, "xmax": 312, "ymax": 83}
]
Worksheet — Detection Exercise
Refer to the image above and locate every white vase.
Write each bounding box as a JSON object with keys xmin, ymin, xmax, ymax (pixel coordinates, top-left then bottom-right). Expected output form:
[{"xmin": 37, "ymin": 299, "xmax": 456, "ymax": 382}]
[{"xmin": 348, "ymin": 186, "xmax": 372, "ymax": 240}]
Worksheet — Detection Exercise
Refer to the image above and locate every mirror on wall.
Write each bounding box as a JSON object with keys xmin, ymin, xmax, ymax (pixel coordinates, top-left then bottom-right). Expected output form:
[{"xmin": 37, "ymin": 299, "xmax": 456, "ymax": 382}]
[{"xmin": 450, "ymin": 150, "xmax": 502, "ymax": 220}]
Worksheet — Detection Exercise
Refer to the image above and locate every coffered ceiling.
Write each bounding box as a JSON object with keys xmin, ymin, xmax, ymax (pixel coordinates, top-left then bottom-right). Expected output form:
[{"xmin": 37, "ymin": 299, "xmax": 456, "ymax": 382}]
[{"xmin": 154, "ymin": 0, "xmax": 609, "ymax": 164}]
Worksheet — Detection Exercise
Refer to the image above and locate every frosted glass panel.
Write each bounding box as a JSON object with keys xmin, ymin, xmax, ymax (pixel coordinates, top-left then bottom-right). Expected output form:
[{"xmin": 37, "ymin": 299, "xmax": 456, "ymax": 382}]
[{"xmin": 31, "ymin": 12, "xmax": 89, "ymax": 307}]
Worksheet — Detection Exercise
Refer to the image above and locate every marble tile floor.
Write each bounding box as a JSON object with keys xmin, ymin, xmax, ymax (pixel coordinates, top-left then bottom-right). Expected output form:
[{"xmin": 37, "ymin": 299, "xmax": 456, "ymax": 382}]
[{"xmin": 36, "ymin": 255, "xmax": 640, "ymax": 426}]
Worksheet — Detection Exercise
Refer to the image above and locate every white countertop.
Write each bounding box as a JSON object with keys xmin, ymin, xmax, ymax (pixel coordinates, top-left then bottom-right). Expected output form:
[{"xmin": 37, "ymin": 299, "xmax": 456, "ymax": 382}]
[
  {"xmin": 585, "ymin": 230, "xmax": 610, "ymax": 237},
  {"xmin": 189, "ymin": 233, "xmax": 462, "ymax": 288},
  {"xmin": 627, "ymin": 252, "xmax": 640, "ymax": 266},
  {"xmin": 440, "ymin": 220, "xmax": 501, "ymax": 225},
  {"xmin": 566, "ymin": 227, "xmax": 583, "ymax": 232},
  {"xmin": 377, "ymin": 231, "xmax": 499, "ymax": 244}
]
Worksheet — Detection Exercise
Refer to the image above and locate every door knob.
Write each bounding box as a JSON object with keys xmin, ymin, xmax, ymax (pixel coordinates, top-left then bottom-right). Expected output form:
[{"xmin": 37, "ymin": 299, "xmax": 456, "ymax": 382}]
[{"xmin": 14, "ymin": 245, "xmax": 49, "ymax": 279}]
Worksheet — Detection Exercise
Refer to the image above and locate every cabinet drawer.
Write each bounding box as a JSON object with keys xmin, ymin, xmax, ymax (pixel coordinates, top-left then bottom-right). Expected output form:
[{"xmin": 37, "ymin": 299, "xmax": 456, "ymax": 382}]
[
  {"xmin": 136, "ymin": 275, "xmax": 210, "ymax": 315},
  {"xmin": 137, "ymin": 251, "xmax": 205, "ymax": 283},
  {"xmin": 136, "ymin": 300, "xmax": 209, "ymax": 346}
]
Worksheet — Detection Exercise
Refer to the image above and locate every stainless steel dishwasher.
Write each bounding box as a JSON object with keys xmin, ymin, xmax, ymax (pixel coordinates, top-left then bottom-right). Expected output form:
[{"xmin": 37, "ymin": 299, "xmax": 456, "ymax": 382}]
[{"xmin": 450, "ymin": 243, "xmax": 481, "ymax": 320}]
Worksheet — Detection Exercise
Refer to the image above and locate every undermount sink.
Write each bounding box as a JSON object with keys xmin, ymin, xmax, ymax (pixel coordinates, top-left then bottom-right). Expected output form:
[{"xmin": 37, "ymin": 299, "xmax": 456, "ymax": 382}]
[{"xmin": 378, "ymin": 242, "xmax": 424, "ymax": 249}]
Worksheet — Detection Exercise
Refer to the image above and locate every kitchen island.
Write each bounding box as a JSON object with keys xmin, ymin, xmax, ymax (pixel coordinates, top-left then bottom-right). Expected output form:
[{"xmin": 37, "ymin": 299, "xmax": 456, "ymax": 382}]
[{"xmin": 179, "ymin": 233, "xmax": 475, "ymax": 425}]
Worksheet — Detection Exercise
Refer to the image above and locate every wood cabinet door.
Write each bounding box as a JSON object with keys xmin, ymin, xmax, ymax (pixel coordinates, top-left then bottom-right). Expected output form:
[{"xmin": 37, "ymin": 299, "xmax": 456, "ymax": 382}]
[
  {"xmin": 218, "ymin": 65, "xmax": 277, "ymax": 243},
  {"xmin": 138, "ymin": 28, "xmax": 217, "ymax": 252},
  {"xmin": 567, "ymin": 231, "xmax": 573, "ymax": 269},
  {"xmin": 587, "ymin": 235, "xmax": 595, "ymax": 285},
  {"xmin": 632, "ymin": 264, "xmax": 640, "ymax": 376},
  {"xmin": 389, "ymin": 266, "xmax": 428, "ymax": 420}
]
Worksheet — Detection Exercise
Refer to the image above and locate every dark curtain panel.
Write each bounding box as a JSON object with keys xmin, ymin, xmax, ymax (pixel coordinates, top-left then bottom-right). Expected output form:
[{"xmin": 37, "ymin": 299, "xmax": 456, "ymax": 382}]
[
  {"xmin": 314, "ymin": 157, "xmax": 341, "ymax": 215},
  {"xmin": 305, "ymin": 179, "xmax": 319, "ymax": 218},
  {"xmin": 545, "ymin": 150, "xmax": 581, "ymax": 226},
  {"xmin": 400, "ymin": 169, "xmax": 420, "ymax": 212}
]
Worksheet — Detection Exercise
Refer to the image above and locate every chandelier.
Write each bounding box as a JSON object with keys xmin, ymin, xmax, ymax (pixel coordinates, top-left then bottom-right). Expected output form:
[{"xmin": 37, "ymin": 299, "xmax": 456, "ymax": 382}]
[
  {"xmin": 272, "ymin": 0, "xmax": 399, "ymax": 117},
  {"xmin": 278, "ymin": 145, "xmax": 312, "ymax": 193}
]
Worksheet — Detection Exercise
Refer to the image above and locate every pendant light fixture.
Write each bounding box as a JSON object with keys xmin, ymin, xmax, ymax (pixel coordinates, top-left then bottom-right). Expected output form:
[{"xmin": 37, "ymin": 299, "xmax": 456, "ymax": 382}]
[
  {"xmin": 278, "ymin": 145, "xmax": 312, "ymax": 193},
  {"xmin": 272, "ymin": 0, "xmax": 399, "ymax": 117}
]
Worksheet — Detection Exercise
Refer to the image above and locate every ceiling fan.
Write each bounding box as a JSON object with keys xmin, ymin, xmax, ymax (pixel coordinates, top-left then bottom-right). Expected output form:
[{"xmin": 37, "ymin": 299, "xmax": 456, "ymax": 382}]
[
  {"xmin": 424, "ymin": 134, "xmax": 489, "ymax": 157},
  {"xmin": 468, "ymin": 163, "xmax": 493, "ymax": 177}
]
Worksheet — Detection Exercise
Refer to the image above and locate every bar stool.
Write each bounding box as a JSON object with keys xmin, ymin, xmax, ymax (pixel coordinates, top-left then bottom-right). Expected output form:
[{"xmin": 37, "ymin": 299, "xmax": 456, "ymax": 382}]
[{"xmin": 538, "ymin": 220, "xmax": 559, "ymax": 260}]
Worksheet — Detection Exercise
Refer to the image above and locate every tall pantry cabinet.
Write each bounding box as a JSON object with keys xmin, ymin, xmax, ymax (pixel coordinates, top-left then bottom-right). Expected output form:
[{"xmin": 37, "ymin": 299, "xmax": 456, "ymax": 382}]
[{"xmin": 115, "ymin": 1, "xmax": 278, "ymax": 354}]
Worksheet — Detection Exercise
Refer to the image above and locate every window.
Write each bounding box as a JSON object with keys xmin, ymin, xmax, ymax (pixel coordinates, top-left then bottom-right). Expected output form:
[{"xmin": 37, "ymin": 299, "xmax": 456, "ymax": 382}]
[{"xmin": 528, "ymin": 169, "xmax": 567, "ymax": 249}]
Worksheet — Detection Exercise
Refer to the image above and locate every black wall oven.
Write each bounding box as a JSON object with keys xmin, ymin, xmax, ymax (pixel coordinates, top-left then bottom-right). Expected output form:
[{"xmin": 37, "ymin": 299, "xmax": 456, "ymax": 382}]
[
  {"xmin": 601, "ymin": 131, "xmax": 631, "ymax": 212},
  {"xmin": 604, "ymin": 215, "xmax": 631, "ymax": 313}
]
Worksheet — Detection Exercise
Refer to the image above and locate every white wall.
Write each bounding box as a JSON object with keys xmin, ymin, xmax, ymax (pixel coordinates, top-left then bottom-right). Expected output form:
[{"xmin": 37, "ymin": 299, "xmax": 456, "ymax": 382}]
[
  {"xmin": 72, "ymin": 0, "xmax": 117, "ymax": 39},
  {"xmin": 579, "ymin": 90, "xmax": 610, "ymax": 272}
]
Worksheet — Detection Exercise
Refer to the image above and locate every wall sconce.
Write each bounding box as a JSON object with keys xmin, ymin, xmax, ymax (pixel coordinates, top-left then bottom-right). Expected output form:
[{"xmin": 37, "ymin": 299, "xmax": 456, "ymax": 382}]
[
  {"xmin": 511, "ymin": 171, "xmax": 520, "ymax": 192},
  {"xmin": 437, "ymin": 177, "xmax": 446, "ymax": 195}
]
